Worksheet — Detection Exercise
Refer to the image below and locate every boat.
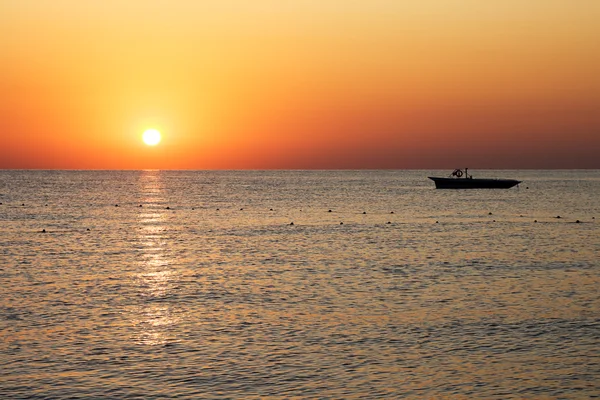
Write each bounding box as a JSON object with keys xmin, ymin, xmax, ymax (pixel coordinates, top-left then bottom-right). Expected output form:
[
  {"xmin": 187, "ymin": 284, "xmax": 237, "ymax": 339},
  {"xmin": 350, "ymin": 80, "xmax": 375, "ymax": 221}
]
[{"xmin": 428, "ymin": 169, "xmax": 521, "ymax": 189}]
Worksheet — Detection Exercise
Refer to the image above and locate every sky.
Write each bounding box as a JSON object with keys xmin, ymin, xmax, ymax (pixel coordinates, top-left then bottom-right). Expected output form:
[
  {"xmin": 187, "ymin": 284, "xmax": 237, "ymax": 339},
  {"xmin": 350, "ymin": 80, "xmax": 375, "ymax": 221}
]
[{"xmin": 1, "ymin": 1, "xmax": 599, "ymax": 169}]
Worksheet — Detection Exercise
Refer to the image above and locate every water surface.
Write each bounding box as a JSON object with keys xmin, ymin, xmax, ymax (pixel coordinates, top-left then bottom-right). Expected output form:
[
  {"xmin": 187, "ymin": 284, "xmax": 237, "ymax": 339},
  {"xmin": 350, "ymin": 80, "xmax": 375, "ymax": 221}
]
[{"xmin": 1, "ymin": 170, "xmax": 599, "ymax": 398}]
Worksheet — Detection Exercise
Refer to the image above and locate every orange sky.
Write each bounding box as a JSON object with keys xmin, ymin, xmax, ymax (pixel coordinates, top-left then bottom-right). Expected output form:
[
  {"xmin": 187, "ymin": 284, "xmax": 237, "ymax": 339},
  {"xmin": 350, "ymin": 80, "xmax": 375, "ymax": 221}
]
[{"xmin": 1, "ymin": 1, "xmax": 599, "ymax": 169}]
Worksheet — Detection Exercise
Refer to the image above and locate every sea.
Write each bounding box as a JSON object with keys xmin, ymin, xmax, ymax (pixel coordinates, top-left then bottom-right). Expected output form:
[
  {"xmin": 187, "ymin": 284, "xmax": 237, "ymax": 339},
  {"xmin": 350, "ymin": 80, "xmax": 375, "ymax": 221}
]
[{"xmin": 1, "ymin": 170, "xmax": 599, "ymax": 399}]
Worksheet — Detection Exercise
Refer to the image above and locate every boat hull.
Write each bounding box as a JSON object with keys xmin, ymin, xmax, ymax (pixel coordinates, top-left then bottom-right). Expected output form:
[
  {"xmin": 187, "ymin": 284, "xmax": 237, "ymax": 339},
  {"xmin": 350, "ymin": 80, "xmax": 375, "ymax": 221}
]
[{"xmin": 428, "ymin": 177, "xmax": 521, "ymax": 189}]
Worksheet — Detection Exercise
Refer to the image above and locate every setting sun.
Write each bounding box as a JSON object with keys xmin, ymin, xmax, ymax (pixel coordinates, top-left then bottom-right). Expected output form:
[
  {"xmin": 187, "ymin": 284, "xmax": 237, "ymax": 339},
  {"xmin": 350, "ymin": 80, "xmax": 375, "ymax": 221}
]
[{"xmin": 142, "ymin": 129, "xmax": 161, "ymax": 146}]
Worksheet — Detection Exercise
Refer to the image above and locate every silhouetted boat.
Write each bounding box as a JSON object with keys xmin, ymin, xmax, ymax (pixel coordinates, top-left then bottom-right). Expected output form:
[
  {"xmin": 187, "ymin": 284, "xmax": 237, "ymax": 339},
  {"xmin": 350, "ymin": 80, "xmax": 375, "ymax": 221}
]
[{"xmin": 428, "ymin": 169, "xmax": 521, "ymax": 189}]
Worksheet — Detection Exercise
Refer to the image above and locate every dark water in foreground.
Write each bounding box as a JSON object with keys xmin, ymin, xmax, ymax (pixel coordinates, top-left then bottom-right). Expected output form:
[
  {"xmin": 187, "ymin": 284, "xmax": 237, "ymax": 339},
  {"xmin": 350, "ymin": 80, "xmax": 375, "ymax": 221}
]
[{"xmin": 1, "ymin": 170, "xmax": 599, "ymax": 399}]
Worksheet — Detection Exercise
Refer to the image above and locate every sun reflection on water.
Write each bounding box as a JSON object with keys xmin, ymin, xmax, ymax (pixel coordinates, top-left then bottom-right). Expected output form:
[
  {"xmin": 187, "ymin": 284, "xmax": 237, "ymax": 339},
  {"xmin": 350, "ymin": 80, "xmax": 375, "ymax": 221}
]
[{"xmin": 133, "ymin": 170, "xmax": 179, "ymax": 346}]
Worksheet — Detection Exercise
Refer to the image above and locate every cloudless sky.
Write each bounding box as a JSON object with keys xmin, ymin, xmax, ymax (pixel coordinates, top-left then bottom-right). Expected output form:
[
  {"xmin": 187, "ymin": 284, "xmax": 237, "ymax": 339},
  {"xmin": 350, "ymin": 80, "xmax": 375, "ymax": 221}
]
[{"xmin": 1, "ymin": 1, "xmax": 599, "ymax": 169}]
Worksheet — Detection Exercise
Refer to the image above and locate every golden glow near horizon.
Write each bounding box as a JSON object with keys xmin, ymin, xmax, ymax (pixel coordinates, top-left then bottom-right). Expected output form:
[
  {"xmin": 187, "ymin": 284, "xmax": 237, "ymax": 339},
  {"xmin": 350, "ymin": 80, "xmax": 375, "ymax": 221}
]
[
  {"xmin": 1, "ymin": 1, "xmax": 599, "ymax": 169},
  {"xmin": 142, "ymin": 129, "xmax": 162, "ymax": 146}
]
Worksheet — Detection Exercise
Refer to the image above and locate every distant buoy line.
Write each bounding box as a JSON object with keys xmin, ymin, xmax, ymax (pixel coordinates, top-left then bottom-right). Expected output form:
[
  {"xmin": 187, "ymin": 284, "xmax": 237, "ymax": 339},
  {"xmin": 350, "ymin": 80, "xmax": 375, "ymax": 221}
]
[{"xmin": 7, "ymin": 201, "xmax": 593, "ymax": 231}]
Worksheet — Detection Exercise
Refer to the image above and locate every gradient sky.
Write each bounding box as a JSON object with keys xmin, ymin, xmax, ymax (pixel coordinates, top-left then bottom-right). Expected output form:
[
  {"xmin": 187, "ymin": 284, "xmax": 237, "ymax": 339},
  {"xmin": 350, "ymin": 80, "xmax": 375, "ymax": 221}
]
[{"xmin": 1, "ymin": 1, "xmax": 599, "ymax": 169}]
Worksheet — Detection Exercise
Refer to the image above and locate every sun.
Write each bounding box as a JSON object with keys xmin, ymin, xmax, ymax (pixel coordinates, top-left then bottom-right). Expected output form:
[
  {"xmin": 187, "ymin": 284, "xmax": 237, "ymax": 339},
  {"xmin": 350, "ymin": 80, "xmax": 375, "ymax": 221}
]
[{"xmin": 142, "ymin": 129, "xmax": 161, "ymax": 146}]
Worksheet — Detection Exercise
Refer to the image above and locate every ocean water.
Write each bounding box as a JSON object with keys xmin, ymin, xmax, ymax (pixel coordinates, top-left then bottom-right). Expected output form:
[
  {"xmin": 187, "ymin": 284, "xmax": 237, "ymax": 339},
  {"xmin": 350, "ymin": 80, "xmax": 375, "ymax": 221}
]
[{"xmin": 1, "ymin": 170, "xmax": 599, "ymax": 399}]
